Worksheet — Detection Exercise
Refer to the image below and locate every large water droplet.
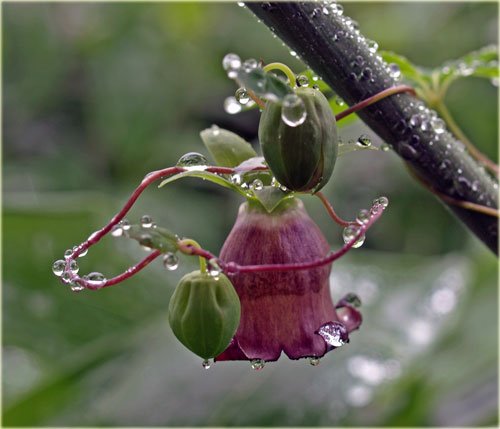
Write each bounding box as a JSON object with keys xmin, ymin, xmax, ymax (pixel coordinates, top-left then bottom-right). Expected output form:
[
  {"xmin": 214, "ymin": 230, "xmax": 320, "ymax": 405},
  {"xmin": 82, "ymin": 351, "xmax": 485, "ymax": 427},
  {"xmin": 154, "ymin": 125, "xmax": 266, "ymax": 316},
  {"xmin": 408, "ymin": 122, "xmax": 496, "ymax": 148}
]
[
  {"xmin": 140, "ymin": 215, "xmax": 154, "ymax": 229},
  {"xmin": 177, "ymin": 152, "xmax": 209, "ymax": 169},
  {"xmin": 163, "ymin": 253, "xmax": 179, "ymax": 271},
  {"xmin": 75, "ymin": 246, "xmax": 88, "ymax": 257},
  {"xmin": 342, "ymin": 225, "xmax": 365, "ymax": 248},
  {"xmin": 224, "ymin": 96, "xmax": 242, "ymax": 114},
  {"xmin": 235, "ymin": 87, "xmax": 250, "ymax": 105},
  {"xmin": 52, "ymin": 260, "xmax": 66, "ymax": 277},
  {"xmin": 317, "ymin": 321, "xmax": 348, "ymax": 347},
  {"xmin": 357, "ymin": 134, "xmax": 371, "ymax": 147},
  {"xmin": 281, "ymin": 94, "xmax": 306, "ymax": 127},
  {"xmin": 69, "ymin": 260, "xmax": 79, "ymax": 274},
  {"xmin": 251, "ymin": 359, "xmax": 265, "ymax": 370},
  {"xmin": 85, "ymin": 272, "xmax": 107, "ymax": 287}
]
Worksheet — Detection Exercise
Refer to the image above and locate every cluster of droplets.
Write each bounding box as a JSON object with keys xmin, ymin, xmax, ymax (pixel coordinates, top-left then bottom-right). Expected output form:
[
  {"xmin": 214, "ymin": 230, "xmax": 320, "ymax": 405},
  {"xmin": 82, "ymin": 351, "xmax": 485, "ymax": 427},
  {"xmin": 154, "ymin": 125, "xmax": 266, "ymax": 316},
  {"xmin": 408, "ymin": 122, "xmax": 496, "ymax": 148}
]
[{"xmin": 342, "ymin": 196, "xmax": 389, "ymax": 248}]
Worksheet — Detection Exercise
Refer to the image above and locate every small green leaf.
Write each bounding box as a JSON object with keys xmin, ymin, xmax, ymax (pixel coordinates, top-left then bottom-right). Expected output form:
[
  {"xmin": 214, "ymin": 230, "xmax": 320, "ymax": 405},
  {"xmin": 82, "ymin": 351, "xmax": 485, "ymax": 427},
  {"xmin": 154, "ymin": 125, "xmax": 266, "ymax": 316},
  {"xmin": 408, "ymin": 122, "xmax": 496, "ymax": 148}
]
[
  {"xmin": 158, "ymin": 170, "xmax": 247, "ymax": 197},
  {"xmin": 252, "ymin": 186, "xmax": 294, "ymax": 213},
  {"xmin": 200, "ymin": 127, "xmax": 257, "ymax": 167},
  {"xmin": 236, "ymin": 67, "xmax": 293, "ymax": 101},
  {"xmin": 379, "ymin": 51, "xmax": 430, "ymax": 87},
  {"xmin": 126, "ymin": 225, "xmax": 179, "ymax": 253}
]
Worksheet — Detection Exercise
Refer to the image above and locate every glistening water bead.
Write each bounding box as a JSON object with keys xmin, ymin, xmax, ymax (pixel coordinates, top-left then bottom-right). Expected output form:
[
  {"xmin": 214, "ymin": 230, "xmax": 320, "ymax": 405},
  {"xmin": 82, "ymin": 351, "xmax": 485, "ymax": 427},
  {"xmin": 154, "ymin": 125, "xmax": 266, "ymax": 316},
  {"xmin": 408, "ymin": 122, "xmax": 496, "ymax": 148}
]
[
  {"xmin": 222, "ymin": 53, "xmax": 241, "ymax": 79},
  {"xmin": 52, "ymin": 260, "xmax": 66, "ymax": 277},
  {"xmin": 281, "ymin": 93, "xmax": 307, "ymax": 127},
  {"xmin": 202, "ymin": 360, "xmax": 211, "ymax": 369},
  {"xmin": 85, "ymin": 272, "xmax": 107, "ymax": 287},
  {"xmin": 296, "ymin": 74, "xmax": 309, "ymax": 87},
  {"xmin": 176, "ymin": 152, "xmax": 208, "ymax": 167},
  {"xmin": 224, "ymin": 96, "xmax": 242, "ymax": 115},
  {"xmin": 251, "ymin": 179, "xmax": 263, "ymax": 191},
  {"xmin": 317, "ymin": 322, "xmax": 348, "ymax": 347},
  {"xmin": 309, "ymin": 357, "xmax": 320, "ymax": 366},
  {"xmin": 235, "ymin": 87, "xmax": 250, "ymax": 105},
  {"xmin": 342, "ymin": 225, "xmax": 365, "ymax": 248},
  {"xmin": 163, "ymin": 253, "xmax": 179, "ymax": 271},
  {"xmin": 251, "ymin": 359, "xmax": 265, "ymax": 370},
  {"xmin": 357, "ymin": 134, "xmax": 371, "ymax": 147},
  {"xmin": 140, "ymin": 215, "xmax": 154, "ymax": 229},
  {"xmin": 356, "ymin": 209, "xmax": 370, "ymax": 224}
]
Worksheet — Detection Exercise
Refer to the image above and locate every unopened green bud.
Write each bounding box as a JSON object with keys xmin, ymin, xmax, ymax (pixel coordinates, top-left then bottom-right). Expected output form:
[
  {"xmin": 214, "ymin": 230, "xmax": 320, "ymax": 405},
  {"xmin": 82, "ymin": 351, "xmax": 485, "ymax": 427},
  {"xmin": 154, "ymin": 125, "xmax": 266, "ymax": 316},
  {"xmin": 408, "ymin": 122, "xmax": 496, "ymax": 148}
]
[
  {"xmin": 258, "ymin": 87, "xmax": 338, "ymax": 192},
  {"xmin": 168, "ymin": 270, "xmax": 240, "ymax": 359}
]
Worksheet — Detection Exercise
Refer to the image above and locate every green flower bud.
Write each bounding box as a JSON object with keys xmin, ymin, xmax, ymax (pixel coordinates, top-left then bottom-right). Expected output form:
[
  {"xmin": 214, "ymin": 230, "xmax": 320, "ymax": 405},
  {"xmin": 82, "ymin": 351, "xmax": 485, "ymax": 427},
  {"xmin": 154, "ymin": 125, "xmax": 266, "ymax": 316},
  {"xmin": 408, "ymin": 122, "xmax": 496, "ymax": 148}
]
[
  {"xmin": 258, "ymin": 87, "xmax": 338, "ymax": 192},
  {"xmin": 168, "ymin": 270, "xmax": 241, "ymax": 359}
]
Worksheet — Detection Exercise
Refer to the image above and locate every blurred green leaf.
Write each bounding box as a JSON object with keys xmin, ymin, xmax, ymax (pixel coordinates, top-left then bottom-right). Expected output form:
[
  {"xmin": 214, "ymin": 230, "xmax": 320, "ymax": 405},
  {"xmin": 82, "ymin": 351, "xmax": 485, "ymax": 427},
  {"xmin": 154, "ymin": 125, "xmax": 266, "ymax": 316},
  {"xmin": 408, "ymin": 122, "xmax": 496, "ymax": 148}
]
[{"xmin": 200, "ymin": 127, "xmax": 257, "ymax": 168}]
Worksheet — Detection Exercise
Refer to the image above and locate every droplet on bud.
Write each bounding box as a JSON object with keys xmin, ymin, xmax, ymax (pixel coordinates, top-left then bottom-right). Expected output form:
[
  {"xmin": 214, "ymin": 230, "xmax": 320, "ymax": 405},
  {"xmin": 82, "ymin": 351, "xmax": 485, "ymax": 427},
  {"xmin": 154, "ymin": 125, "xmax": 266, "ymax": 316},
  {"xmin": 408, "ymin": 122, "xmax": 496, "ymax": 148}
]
[
  {"xmin": 52, "ymin": 260, "xmax": 66, "ymax": 277},
  {"xmin": 140, "ymin": 215, "xmax": 154, "ymax": 228},
  {"xmin": 281, "ymin": 93, "xmax": 307, "ymax": 127},
  {"xmin": 208, "ymin": 258, "xmax": 221, "ymax": 278},
  {"xmin": 163, "ymin": 253, "xmax": 179, "ymax": 271},
  {"xmin": 296, "ymin": 74, "xmax": 309, "ymax": 87},
  {"xmin": 251, "ymin": 359, "xmax": 265, "ymax": 370}
]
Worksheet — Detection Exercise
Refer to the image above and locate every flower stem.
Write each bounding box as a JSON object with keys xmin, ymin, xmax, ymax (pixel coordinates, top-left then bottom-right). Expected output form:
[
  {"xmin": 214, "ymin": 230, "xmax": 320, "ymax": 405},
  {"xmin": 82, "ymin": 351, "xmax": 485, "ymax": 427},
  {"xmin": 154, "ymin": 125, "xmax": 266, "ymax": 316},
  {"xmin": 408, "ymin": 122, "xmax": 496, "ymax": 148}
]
[
  {"xmin": 335, "ymin": 85, "xmax": 416, "ymax": 122},
  {"xmin": 263, "ymin": 62, "xmax": 297, "ymax": 86},
  {"xmin": 178, "ymin": 239, "xmax": 208, "ymax": 273},
  {"xmin": 315, "ymin": 191, "xmax": 352, "ymax": 227}
]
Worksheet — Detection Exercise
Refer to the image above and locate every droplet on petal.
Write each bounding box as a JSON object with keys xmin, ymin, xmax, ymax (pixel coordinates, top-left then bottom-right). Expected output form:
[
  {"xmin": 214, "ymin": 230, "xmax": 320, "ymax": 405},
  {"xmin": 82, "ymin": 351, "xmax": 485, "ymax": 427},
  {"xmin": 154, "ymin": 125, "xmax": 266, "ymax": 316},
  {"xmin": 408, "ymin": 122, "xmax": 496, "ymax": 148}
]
[
  {"xmin": 251, "ymin": 359, "xmax": 265, "ymax": 370},
  {"xmin": 317, "ymin": 321, "xmax": 349, "ymax": 348}
]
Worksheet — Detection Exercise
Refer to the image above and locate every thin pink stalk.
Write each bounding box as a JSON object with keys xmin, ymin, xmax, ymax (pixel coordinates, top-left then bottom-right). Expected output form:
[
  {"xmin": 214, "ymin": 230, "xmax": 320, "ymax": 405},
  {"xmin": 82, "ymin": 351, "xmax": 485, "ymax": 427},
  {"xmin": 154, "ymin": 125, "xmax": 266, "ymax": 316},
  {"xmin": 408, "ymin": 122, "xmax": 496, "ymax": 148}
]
[{"xmin": 335, "ymin": 85, "xmax": 416, "ymax": 122}]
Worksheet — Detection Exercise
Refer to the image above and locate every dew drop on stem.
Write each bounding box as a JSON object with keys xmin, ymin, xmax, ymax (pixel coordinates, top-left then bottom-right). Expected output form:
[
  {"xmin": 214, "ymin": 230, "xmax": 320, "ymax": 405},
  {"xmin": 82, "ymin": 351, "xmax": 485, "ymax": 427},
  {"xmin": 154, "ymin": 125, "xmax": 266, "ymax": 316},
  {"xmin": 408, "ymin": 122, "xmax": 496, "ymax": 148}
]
[
  {"xmin": 85, "ymin": 272, "xmax": 107, "ymax": 287},
  {"xmin": 140, "ymin": 215, "xmax": 154, "ymax": 229},
  {"xmin": 235, "ymin": 87, "xmax": 250, "ymax": 105},
  {"xmin": 177, "ymin": 152, "xmax": 208, "ymax": 168},
  {"xmin": 52, "ymin": 260, "xmax": 65, "ymax": 277}
]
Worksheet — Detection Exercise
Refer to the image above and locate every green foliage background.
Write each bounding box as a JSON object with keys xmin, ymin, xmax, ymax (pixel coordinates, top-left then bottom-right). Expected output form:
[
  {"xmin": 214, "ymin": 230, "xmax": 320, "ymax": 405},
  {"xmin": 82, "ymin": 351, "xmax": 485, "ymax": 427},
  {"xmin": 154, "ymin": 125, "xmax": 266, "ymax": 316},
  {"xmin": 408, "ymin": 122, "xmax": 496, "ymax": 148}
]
[{"xmin": 3, "ymin": 3, "xmax": 498, "ymax": 426}]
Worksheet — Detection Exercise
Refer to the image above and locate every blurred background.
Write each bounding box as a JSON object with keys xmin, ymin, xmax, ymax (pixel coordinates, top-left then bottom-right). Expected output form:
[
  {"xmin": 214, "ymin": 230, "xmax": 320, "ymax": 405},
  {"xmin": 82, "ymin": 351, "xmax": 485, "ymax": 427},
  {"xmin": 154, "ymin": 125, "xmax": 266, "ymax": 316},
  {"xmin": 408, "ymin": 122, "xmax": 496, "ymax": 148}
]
[{"xmin": 2, "ymin": 2, "xmax": 498, "ymax": 426}]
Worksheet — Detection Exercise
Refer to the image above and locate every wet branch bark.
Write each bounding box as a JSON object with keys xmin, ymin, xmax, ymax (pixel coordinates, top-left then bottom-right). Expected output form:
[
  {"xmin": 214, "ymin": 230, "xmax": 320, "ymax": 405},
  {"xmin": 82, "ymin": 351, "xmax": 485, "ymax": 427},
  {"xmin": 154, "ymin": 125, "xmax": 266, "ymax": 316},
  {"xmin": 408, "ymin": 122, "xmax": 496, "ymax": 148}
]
[{"xmin": 246, "ymin": 2, "xmax": 498, "ymax": 254}]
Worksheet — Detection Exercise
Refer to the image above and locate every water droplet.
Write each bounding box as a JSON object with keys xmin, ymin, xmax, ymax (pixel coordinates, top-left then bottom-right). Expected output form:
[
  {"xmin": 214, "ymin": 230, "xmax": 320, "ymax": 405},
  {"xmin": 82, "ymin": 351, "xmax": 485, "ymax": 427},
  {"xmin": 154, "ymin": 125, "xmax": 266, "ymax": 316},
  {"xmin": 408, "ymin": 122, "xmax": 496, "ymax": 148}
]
[
  {"xmin": 356, "ymin": 209, "xmax": 370, "ymax": 224},
  {"xmin": 375, "ymin": 196, "xmax": 389, "ymax": 207},
  {"xmin": 296, "ymin": 74, "xmax": 309, "ymax": 87},
  {"xmin": 121, "ymin": 219, "xmax": 131, "ymax": 231},
  {"xmin": 250, "ymin": 179, "xmax": 263, "ymax": 191},
  {"xmin": 64, "ymin": 249, "xmax": 73, "ymax": 259},
  {"xmin": 367, "ymin": 40, "xmax": 378, "ymax": 53},
  {"xmin": 210, "ymin": 124, "xmax": 220, "ymax": 136},
  {"xmin": 85, "ymin": 272, "xmax": 107, "ymax": 287},
  {"xmin": 335, "ymin": 95, "xmax": 345, "ymax": 106},
  {"xmin": 388, "ymin": 63, "xmax": 401, "ymax": 79},
  {"xmin": 357, "ymin": 134, "xmax": 371, "ymax": 147},
  {"xmin": 331, "ymin": 3, "xmax": 343, "ymax": 15},
  {"xmin": 491, "ymin": 77, "xmax": 499, "ymax": 87},
  {"xmin": 399, "ymin": 143, "xmax": 419, "ymax": 160},
  {"xmin": 322, "ymin": 6, "xmax": 329, "ymax": 15},
  {"xmin": 235, "ymin": 87, "xmax": 250, "ymax": 105},
  {"xmin": 52, "ymin": 260, "xmax": 66, "ymax": 277},
  {"xmin": 163, "ymin": 253, "xmax": 179, "ymax": 271},
  {"xmin": 317, "ymin": 321, "xmax": 348, "ymax": 347},
  {"xmin": 61, "ymin": 271, "xmax": 72, "ymax": 284},
  {"xmin": 237, "ymin": 1, "xmax": 245, "ymax": 6},
  {"xmin": 140, "ymin": 215, "xmax": 154, "ymax": 228},
  {"xmin": 242, "ymin": 58, "xmax": 258, "ymax": 73},
  {"xmin": 224, "ymin": 96, "xmax": 242, "ymax": 114},
  {"xmin": 342, "ymin": 225, "xmax": 365, "ymax": 248},
  {"xmin": 208, "ymin": 258, "xmax": 221, "ymax": 278},
  {"xmin": 332, "ymin": 31, "xmax": 344, "ymax": 42},
  {"xmin": 281, "ymin": 94, "xmax": 306, "ymax": 127},
  {"xmin": 361, "ymin": 67, "xmax": 372, "ymax": 80},
  {"xmin": 177, "ymin": 152, "xmax": 208, "ymax": 167},
  {"xmin": 251, "ymin": 359, "xmax": 265, "ymax": 370},
  {"xmin": 69, "ymin": 260, "xmax": 79, "ymax": 274},
  {"xmin": 289, "ymin": 50, "xmax": 297, "ymax": 58},
  {"xmin": 280, "ymin": 184, "xmax": 288, "ymax": 192},
  {"xmin": 309, "ymin": 357, "xmax": 320, "ymax": 366},
  {"xmin": 111, "ymin": 225, "xmax": 123, "ymax": 237},
  {"xmin": 202, "ymin": 359, "xmax": 211, "ymax": 369},
  {"xmin": 71, "ymin": 283, "xmax": 85, "ymax": 292},
  {"xmin": 230, "ymin": 173, "xmax": 242, "ymax": 185},
  {"xmin": 222, "ymin": 53, "xmax": 241, "ymax": 78},
  {"xmin": 338, "ymin": 292, "xmax": 362, "ymax": 308},
  {"xmin": 380, "ymin": 143, "xmax": 391, "ymax": 152},
  {"xmin": 431, "ymin": 118, "xmax": 446, "ymax": 134}
]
